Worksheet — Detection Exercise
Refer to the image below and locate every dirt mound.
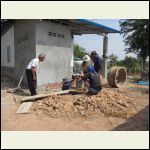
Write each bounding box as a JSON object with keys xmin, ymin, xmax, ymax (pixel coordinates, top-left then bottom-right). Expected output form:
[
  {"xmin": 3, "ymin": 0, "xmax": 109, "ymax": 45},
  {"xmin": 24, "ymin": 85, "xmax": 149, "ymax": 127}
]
[{"xmin": 32, "ymin": 88, "xmax": 136, "ymax": 119}]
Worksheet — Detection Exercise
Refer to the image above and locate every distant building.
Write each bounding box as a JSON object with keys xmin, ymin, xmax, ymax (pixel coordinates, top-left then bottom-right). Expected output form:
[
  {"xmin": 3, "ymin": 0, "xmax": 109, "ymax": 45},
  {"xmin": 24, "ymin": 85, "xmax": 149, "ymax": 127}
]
[{"xmin": 73, "ymin": 61, "xmax": 83, "ymax": 74}]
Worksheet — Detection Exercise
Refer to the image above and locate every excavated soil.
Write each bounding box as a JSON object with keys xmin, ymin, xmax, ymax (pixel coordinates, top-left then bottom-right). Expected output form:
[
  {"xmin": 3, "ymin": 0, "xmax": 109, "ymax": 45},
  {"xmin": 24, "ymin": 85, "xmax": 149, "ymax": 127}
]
[
  {"xmin": 2, "ymin": 81, "xmax": 149, "ymax": 131},
  {"xmin": 32, "ymin": 88, "xmax": 136, "ymax": 119}
]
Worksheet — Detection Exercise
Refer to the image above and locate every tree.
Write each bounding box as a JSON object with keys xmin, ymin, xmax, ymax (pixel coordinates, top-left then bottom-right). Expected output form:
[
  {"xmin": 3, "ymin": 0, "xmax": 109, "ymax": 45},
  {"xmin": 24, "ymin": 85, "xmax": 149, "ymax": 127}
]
[
  {"xmin": 108, "ymin": 53, "xmax": 118, "ymax": 67},
  {"xmin": 119, "ymin": 19, "xmax": 149, "ymax": 69},
  {"xmin": 73, "ymin": 44, "xmax": 89, "ymax": 60},
  {"xmin": 117, "ymin": 56, "xmax": 141, "ymax": 74}
]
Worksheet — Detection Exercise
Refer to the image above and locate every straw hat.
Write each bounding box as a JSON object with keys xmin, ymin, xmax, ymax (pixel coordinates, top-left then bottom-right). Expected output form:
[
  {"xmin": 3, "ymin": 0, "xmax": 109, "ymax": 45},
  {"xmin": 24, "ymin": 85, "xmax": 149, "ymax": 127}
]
[{"xmin": 83, "ymin": 55, "xmax": 90, "ymax": 62}]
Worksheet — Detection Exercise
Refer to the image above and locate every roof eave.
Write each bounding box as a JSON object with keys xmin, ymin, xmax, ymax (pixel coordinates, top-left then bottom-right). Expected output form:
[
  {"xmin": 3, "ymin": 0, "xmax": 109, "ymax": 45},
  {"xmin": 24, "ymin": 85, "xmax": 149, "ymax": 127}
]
[{"xmin": 79, "ymin": 19, "xmax": 121, "ymax": 34}]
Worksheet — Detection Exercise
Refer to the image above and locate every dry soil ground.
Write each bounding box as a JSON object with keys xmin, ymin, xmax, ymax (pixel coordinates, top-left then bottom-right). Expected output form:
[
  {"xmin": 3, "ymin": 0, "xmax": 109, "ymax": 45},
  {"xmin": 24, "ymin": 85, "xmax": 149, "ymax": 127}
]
[{"xmin": 1, "ymin": 82, "xmax": 149, "ymax": 131}]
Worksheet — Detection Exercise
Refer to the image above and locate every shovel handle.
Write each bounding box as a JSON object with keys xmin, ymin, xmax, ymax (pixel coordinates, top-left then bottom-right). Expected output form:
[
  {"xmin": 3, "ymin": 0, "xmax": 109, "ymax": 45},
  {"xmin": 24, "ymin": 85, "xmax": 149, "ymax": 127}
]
[{"xmin": 17, "ymin": 70, "xmax": 25, "ymax": 88}]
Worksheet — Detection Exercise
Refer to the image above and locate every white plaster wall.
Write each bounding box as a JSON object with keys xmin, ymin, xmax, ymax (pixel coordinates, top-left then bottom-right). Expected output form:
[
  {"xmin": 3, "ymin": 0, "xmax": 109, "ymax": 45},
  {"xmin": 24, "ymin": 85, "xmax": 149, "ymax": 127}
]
[
  {"xmin": 14, "ymin": 20, "xmax": 36, "ymax": 83},
  {"xmin": 1, "ymin": 26, "xmax": 15, "ymax": 67},
  {"xmin": 36, "ymin": 20, "xmax": 72, "ymax": 48},
  {"xmin": 36, "ymin": 45, "xmax": 73, "ymax": 85},
  {"xmin": 36, "ymin": 21, "xmax": 73, "ymax": 85}
]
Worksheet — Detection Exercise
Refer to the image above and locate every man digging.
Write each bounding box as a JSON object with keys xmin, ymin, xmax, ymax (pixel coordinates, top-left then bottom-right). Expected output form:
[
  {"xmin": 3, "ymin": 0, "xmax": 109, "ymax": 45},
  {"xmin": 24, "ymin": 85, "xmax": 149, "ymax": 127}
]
[
  {"xmin": 80, "ymin": 66, "xmax": 102, "ymax": 95},
  {"xmin": 26, "ymin": 53, "xmax": 46, "ymax": 95}
]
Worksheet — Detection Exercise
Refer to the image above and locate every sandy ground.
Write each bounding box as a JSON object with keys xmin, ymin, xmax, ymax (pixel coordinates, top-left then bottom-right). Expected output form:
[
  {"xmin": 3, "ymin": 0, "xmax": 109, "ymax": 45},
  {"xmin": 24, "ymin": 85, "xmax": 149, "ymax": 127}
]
[{"xmin": 1, "ymin": 83, "xmax": 149, "ymax": 131}]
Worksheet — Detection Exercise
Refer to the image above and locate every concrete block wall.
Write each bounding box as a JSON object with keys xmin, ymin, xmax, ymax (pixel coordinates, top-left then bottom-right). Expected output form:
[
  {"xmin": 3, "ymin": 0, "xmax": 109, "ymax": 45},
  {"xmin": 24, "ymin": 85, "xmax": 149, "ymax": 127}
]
[
  {"xmin": 1, "ymin": 25, "xmax": 15, "ymax": 79},
  {"xmin": 14, "ymin": 20, "xmax": 36, "ymax": 85},
  {"xmin": 1, "ymin": 20, "xmax": 74, "ymax": 87},
  {"xmin": 35, "ymin": 20, "xmax": 73, "ymax": 85}
]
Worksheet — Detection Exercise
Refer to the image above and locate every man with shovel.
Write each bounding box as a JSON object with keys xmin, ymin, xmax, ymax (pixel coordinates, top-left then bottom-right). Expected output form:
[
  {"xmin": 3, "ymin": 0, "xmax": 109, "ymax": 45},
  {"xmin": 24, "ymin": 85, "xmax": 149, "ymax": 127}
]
[{"xmin": 26, "ymin": 53, "xmax": 46, "ymax": 95}]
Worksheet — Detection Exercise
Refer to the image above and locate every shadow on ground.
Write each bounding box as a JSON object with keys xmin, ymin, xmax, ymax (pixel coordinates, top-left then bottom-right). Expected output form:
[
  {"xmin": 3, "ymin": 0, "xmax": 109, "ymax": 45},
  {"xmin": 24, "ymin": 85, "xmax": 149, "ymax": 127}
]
[{"xmin": 112, "ymin": 105, "xmax": 149, "ymax": 131}]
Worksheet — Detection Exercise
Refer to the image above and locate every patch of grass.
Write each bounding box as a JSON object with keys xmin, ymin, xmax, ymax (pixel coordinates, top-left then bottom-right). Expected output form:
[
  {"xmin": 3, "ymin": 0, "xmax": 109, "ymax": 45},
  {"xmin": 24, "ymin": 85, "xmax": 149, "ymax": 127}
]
[{"xmin": 127, "ymin": 75, "xmax": 141, "ymax": 83}]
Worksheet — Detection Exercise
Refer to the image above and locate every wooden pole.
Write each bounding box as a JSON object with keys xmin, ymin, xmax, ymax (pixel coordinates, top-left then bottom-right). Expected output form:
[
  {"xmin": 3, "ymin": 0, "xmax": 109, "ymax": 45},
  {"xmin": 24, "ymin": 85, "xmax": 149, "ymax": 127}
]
[{"xmin": 21, "ymin": 90, "xmax": 71, "ymax": 102}]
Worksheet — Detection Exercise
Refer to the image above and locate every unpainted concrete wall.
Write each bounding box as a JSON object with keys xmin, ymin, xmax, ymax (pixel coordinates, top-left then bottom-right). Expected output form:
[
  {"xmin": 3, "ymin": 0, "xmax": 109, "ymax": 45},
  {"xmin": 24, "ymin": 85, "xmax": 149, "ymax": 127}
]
[
  {"xmin": 1, "ymin": 26, "xmax": 15, "ymax": 68},
  {"xmin": 36, "ymin": 20, "xmax": 72, "ymax": 48},
  {"xmin": 1, "ymin": 25, "xmax": 16, "ymax": 80},
  {"xmin": 35, "ymin": 21, "xmax": 73, "ymax": 85},
  {"xmin": 1, "ymin": 20, "xmax": 74, "ymax": 87},
  {"xmin": 14, "ymin": 20, "xmax": 36, "ymax": 85},
  {"xmin": 36, "ymin": 45, "xmax": 73, "ymax": 85},
  {"xmin": 1, "ymin": 66, "xmax": 15, "ymax": 80}
]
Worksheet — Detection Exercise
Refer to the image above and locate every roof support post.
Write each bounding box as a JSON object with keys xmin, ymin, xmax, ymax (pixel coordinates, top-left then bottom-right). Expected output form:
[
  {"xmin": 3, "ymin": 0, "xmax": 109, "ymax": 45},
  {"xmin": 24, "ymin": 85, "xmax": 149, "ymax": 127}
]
[{"xmin": 103, "ymin": 34, "xmax": 108, "ymax": 79}]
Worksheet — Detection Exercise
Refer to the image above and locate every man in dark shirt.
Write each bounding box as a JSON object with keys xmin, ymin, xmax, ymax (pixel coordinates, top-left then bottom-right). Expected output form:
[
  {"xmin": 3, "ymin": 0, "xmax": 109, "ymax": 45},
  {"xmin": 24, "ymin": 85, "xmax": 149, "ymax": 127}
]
[
  {"xmin": 90, "ymin": 51, "xmax": 103, "ymax": 75},
  {"xmin": 81, "ymin": 66, "xmax": 102, "ymax": 95}
]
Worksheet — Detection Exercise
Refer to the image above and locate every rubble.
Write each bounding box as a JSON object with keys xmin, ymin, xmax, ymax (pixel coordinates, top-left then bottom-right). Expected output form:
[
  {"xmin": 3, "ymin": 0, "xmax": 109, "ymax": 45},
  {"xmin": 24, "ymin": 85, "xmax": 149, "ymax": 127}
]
[
  {"xmin": 32, "ymin": 88, "xmax": 137, "ymax": 119},
  {"xmin": 47, "ymin": 82, "xmax": 62, "ymax": 90}
]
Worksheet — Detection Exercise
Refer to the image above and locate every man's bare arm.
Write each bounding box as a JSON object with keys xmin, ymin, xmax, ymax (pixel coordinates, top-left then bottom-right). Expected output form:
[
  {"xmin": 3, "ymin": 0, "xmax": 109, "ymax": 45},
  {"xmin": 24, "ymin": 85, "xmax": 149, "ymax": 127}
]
[{"xmin": 31, "ymin": 66, "xmax": 37, "ymax": 80}]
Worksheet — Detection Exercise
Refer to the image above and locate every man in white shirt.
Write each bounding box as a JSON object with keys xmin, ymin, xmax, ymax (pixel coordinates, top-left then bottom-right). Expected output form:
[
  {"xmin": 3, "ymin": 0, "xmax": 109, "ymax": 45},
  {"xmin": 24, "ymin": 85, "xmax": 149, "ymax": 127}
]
[{"xmin": 26, "ymin": 53, "xmax": 46, "ymax": 95}]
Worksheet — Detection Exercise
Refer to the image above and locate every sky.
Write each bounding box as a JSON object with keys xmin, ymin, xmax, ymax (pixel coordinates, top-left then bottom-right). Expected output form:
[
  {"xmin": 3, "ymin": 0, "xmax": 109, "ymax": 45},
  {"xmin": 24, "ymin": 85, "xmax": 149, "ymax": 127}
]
[{"xmin": 74, "ymin": 19, "xmax": 136, "ymax": 60}]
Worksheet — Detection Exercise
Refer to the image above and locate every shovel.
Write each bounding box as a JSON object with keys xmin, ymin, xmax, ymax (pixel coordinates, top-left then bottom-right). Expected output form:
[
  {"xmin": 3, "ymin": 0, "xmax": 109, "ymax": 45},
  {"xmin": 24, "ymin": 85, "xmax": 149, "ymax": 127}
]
[{"xmin": 7, "ymin": 70, "xmax": 26, "ymax": 93}]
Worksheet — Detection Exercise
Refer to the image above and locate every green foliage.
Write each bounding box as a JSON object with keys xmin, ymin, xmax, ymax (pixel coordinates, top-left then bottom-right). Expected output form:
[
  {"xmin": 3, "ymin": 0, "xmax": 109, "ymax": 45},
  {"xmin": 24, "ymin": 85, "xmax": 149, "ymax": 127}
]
[
  {"xmin": 73, "ymin": 44, "xmax": 89, "ymax": 60},
  {"xmin": 108, "ymin": 54, "xmax": 149, "ymax": 75},
  {"xmin": 108, "ymin": 53, "xmax": 118, "ymax": 68},
  {"xmin": 116, "ymin": 56, "xmax": 142, "ymax": 74},
  {"xmin": 119, "ymin": 19, "xmax": 149, "ymax": 69}
]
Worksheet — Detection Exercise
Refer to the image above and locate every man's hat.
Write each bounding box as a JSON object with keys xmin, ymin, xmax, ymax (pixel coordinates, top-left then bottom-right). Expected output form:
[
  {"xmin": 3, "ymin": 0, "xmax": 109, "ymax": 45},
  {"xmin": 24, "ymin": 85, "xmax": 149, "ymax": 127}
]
[
  {"xmin": 83, "ymin": 55, "xmax": 90, "ymax": 62},
  {"xmin": 90, "ymin": 51, "xmax": 97, "ymax": 56}
]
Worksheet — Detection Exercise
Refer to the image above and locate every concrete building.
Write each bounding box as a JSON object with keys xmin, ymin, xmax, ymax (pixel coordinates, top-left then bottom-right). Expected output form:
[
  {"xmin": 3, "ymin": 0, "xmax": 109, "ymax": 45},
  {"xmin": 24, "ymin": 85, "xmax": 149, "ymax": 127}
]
[{"xmin": 1, "ymin": 19, "xmax": 120, "ymax": 87}]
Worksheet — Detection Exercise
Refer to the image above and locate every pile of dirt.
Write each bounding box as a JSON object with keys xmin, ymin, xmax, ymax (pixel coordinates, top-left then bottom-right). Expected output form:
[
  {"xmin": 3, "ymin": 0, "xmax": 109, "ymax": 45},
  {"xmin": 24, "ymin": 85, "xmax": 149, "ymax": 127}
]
[
  {"xmin": 47, "ymin": 82, "xmax": 62, "ymax": 90},
  {"xmin": 32, "ymin": 88, "xmax": 136, "ymax": 119}
]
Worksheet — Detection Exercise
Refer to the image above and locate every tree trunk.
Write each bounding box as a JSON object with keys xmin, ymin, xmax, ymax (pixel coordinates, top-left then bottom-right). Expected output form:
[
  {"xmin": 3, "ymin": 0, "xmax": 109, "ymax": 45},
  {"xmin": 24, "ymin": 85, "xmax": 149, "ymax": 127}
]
[
  {"xmin": 141, "ymin": 57, "xmax": 146, "ymax": 78},
  {"xmin": 142, "ymin": 57, "xmax": 146, "ymax": 70}
]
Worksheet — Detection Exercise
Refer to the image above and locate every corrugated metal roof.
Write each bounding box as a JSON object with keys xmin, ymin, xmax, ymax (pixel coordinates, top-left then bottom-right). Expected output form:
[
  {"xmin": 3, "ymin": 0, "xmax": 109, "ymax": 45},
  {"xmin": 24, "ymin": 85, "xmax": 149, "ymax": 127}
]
[
  {"xmin": 79, "ymin": 19, "xmax": 120, "ymax": 33},
  {"xmin": 1, "ymin": 19, "xmax": 120, "ymax": 35},
  {"xmin": 49, "ymin": 19, "xmax": 120, "ymax": 35}
]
